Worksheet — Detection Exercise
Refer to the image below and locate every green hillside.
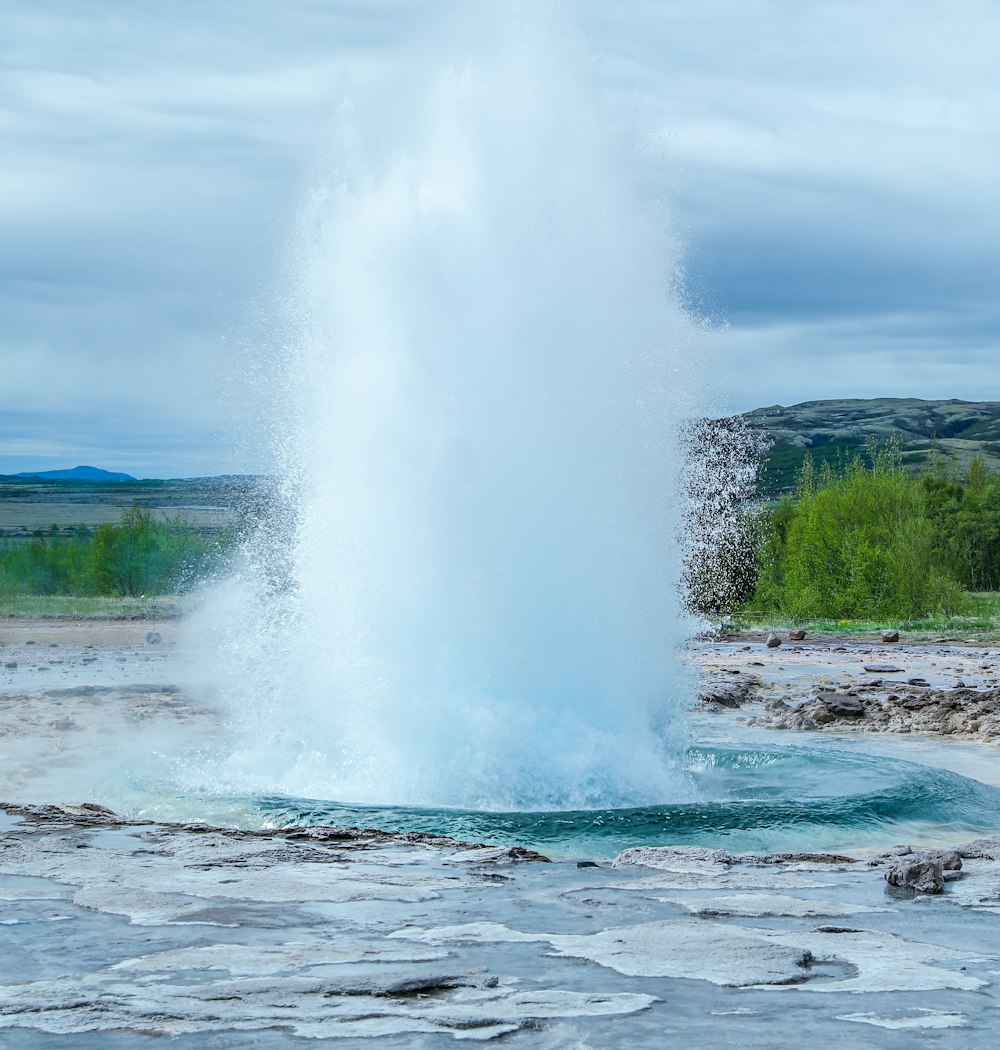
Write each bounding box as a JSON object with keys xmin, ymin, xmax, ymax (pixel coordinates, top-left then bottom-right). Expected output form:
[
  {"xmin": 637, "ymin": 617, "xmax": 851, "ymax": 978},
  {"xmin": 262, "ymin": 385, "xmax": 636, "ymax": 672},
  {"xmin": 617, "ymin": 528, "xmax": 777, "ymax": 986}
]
[{"xmin": 738, "ymin": 398, "xmax": 1000, "ymax": 496}]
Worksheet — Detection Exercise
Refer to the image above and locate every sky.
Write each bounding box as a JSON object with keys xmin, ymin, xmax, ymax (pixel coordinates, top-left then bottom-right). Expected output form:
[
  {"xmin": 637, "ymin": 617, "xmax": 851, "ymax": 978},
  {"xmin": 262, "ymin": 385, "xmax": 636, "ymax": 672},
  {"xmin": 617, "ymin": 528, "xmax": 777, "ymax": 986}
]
[{"xmin": 3, "ymin": 0, "xmax": 999, "ymax": 477}]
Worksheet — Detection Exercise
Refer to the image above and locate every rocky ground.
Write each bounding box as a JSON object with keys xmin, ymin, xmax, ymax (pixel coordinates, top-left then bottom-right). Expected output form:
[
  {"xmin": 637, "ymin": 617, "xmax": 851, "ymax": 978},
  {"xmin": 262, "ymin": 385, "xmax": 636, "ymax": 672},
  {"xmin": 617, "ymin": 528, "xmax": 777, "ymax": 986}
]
[
  {"xmin": 697, "ymin": 631, "xmax": 1000, "ymax": 742},
  {"xmin": 0, "ymin": 618, "xmax": 222, "ymax": 808}
]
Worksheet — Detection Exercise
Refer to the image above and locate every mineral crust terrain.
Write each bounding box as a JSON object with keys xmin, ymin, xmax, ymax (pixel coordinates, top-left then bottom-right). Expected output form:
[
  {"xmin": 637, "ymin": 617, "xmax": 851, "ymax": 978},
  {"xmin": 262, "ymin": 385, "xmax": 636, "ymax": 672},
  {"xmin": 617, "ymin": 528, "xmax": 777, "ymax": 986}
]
[{"xmin": 3, "ymin": 620, "xmax": 1000, "ymax": 1045}]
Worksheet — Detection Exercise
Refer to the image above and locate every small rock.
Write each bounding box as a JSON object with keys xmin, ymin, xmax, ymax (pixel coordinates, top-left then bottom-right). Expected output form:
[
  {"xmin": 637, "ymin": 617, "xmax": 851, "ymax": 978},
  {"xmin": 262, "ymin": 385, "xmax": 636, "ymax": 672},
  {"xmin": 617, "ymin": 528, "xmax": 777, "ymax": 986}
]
[
  {"xmin": 956, "ymin": 837, "xmax": 1000, "ymax": 860},
  {"xmin": 867, "ymin": 845, "xmax": 913, "ymax": 866},
  {"xmin": 78, "ymin": 802, "xmax": 118, "ymax": 816},
  {"xmin": 765, "ymin": 633, "xmax": 782, "ymax": 648},
  {"xmin": 3, "ymin": 662, "xmax": 15, "ymax": 669},
  {"xmin": 864, "ymin": 664, "xmax": 904, "ymax": 673},
  {"xmin": 748, "ymin": 851, "xmax": 856, "ymax": 866},
  {"xmin": 906, "ymin": 677, "xmax": 930, "ymax": 687},
  {"xmin": 613, "ymin": 846, "xmax": 738, "ymax": 869},
  {"xmin": 924, "ymin": 849, "xmax": 962, "ymax": 871},
  {"xmin": 882, "ymin": 630, "xmax": 900, "ymax": 642},
  {"xmin": 817, "ymin": 693, "xmax": 866, "ymax": 718},
  {"xmin": 698, "ymin": 682, "xmax": 754, "ymax": 709},
  {"xmin": 800, "ymin": 699, "xmax": 835, "ymax": 724},
  {"xmin": 885, "ymin": 857, "xmax": 945, "ymax": 894},
  {"xmin": 145, "ymin": 631, "xmax": 162, "ymax": 645}
]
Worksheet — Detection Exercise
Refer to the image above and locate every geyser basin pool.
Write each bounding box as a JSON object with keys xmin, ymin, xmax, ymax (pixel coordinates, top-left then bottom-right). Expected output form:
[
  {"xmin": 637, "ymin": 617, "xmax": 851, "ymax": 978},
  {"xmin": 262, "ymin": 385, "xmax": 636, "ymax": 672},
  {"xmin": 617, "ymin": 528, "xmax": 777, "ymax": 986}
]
[
  {"xmin": 147, "ymin": 737, "xmax": 1000, "ymax": 860},
  {"xmin": 9, "ymin": 624, "xmax": 998, "ymax": 860}
]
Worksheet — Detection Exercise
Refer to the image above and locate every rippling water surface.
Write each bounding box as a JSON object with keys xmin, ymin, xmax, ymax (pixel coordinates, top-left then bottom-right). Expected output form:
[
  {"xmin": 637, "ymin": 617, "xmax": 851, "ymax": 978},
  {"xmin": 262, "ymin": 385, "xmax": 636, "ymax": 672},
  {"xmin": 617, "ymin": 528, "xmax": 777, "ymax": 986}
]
[{"xmin": 123, "ymin": 734, "xmax": 1000, "ymax": 859}]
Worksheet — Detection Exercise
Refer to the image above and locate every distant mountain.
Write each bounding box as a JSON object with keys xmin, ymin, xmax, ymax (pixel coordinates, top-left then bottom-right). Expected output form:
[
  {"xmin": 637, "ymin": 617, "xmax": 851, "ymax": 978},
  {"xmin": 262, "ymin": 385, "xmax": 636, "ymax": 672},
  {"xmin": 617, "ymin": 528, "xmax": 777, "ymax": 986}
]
[
  {"xmin": 14, "ymin": 465, "xmax": 137, "ymax": 482},
  {"xmin": 737, "ymin": 398, "xmax": 1000, "ymax": 497}
]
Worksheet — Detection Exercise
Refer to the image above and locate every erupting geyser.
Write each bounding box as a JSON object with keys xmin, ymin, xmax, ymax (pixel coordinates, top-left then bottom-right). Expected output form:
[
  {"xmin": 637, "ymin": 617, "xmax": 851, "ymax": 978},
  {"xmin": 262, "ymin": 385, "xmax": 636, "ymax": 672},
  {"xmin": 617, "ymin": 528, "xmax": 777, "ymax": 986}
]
[{"xmin": 207, "ymin": 10, "xmax": 702, "ymax": 812}]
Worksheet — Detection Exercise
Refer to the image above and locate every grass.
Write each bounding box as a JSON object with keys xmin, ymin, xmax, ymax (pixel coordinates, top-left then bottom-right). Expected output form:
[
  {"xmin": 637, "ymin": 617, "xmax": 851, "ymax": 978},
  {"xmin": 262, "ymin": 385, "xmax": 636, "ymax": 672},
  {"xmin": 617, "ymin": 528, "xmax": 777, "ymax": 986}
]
[
  {"xmin": 3, "ymin": 590, "xmax": 999, "ymax": 636},
  {"xmin": 0, "ymin": 594, "xmax": 185, "ymax": 619},
  {"xmin": 720, "ymin": 592, "xmax": 1000, "ymax": 641}
]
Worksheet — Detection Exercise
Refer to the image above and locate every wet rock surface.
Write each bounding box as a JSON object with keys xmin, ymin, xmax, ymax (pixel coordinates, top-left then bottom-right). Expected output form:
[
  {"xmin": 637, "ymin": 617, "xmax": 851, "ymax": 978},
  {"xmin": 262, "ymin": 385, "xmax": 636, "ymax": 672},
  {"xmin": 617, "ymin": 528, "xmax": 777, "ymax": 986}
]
[
  {"xmin": 4, "ymin": 803, "xmax": 1000, "ymax": 1045},
  {"xmin": 884, "ymin": 857, "xmax": 946, "ymax": 894},
  {"xmin": 4, "ymin": 622, "xmax": 1000, "ymax": 1043}
]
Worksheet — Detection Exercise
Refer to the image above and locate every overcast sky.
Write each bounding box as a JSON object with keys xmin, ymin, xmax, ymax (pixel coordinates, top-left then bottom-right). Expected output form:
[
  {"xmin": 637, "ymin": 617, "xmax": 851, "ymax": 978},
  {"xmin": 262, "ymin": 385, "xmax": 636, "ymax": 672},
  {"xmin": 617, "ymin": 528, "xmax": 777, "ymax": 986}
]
[{"xmin": 3, "ymin": 1, "xmax": 999, "ymax": 477}]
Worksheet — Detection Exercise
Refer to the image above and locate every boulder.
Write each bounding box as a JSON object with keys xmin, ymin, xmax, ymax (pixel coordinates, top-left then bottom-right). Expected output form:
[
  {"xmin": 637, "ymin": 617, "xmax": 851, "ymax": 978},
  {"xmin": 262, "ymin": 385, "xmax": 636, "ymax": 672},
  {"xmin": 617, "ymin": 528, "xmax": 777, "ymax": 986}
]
[
  {"xmin": 800, "ymin": 699, "xmax": 835, "ymax": 724},
  {"xmin": 698, "ymin": 684, "xmax": 749, "ymax": 709},
  {"xmin": 765, "ymin": 633, "xmax": 782, "ymax": 648},
  {"xmin": 882, "ymin": 630, "xmax": 900, "ymax": 642},
  {"xmin": 817, "ymin": 692, "xmax": 865, "ymax": 718},
  {"xmin": 788, "ymin": 629, "xmax": 807, "ymax": 641},
  {"xmin": 885, "ymin": 856, "xmax": 945, "ymax": 893}
]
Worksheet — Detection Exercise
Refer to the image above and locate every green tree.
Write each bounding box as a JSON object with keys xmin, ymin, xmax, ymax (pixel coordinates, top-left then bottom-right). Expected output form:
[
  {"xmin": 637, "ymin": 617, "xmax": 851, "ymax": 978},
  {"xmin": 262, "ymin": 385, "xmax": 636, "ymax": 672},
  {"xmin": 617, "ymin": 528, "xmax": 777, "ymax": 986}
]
[
  {"xmin": 753, "ymin": 443, "xmax": 965, "ymax": 619},
  {"xmin": 0, "ymin": 508, "xmax": 229, "ymax": 598},
  {"xmin": 967, "ymin": 453, "xmax": 989, "ymax": 496}
]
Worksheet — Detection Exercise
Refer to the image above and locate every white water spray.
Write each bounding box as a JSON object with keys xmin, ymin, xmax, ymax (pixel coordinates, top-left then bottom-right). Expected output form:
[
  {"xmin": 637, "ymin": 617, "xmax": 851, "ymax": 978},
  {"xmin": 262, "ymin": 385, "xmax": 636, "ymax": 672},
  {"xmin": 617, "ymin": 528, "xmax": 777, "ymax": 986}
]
[{"xmin": 203, "ymin": 10, "xmax": 701, "ymax": 811}]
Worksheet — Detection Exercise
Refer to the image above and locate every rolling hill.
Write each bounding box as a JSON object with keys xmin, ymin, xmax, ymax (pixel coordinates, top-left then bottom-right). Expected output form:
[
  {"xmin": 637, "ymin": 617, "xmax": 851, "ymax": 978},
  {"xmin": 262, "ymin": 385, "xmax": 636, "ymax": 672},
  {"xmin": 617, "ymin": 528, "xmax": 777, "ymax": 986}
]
[
  {"xmin": 14, "ymin": 465, "xmax": 137, "ymax": 482},
  {"xmin": 739, "ymin": 398, "xmax": 1000, "ymax": 496}
]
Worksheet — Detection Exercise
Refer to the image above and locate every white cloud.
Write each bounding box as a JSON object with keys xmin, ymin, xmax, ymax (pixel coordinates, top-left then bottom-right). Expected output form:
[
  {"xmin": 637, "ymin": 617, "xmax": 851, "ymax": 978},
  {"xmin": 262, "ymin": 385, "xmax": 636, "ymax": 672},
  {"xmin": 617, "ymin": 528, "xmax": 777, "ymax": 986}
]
[
  {"xmin": 2, "ymin": 0, "xmax": 999, "ymax": 473},
  {"xmin": 715, "ymin": 310, "xmax": 1000, "ymax": 412}
]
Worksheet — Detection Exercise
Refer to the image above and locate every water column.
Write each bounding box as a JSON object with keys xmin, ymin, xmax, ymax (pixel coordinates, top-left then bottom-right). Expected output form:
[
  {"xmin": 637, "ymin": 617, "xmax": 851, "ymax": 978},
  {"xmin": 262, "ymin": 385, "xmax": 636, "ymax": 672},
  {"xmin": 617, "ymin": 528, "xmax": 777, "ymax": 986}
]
[{"xmin": 215, "ymin": 9, "xmax": 701, "ymax": 811}]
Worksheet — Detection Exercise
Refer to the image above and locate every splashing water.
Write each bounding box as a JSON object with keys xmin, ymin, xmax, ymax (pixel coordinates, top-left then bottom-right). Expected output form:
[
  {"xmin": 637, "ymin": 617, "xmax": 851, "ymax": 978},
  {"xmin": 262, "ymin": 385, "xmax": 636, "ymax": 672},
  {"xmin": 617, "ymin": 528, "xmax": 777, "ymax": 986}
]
[{"xmin": 200, "ymin": 9, "xmax": 703, "ymax": 812}]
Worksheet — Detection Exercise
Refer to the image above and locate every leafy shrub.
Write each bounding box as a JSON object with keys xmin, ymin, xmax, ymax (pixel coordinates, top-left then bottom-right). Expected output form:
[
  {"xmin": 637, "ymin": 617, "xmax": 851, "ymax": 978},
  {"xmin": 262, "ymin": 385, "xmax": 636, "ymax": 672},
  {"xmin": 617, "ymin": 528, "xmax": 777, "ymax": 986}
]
[
  {"xmin": 0, "ymin": 509, "xmax": 228, "ymax": 597},
  {"xmin": 922, "ymin": 455, "xmax": 1000, "ymax": 592},
  {"xmin": 753, "ymin": 443, "xmax": 966, "ymax": 619}
]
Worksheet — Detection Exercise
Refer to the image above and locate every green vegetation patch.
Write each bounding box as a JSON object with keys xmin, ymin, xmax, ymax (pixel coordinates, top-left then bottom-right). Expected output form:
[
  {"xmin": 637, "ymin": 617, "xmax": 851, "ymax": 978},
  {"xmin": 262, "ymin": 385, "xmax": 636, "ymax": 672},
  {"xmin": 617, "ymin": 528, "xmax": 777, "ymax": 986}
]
[
  {"xmin": 736, "ymin": 443, "xmax": 1000, "ymax": 624},
  {"xmin": 0, "ymin": 508, "xmax": 233, "ymax": 600},
  {"xmin": 0, "ymin": 595, "xmax": 184, "ymax": 619},
  {"xmin": 722, "ymin": 596, "xmax": 1000, "ymax": 642}
]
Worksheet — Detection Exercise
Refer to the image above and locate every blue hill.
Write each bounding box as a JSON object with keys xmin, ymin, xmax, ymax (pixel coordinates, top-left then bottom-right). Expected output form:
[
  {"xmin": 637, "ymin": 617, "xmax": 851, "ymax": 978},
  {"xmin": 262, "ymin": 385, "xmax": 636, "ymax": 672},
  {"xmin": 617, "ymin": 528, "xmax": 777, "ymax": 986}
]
[{"xmin": 14, "ymin": 465, "xmax": 137, "ymax": 482}]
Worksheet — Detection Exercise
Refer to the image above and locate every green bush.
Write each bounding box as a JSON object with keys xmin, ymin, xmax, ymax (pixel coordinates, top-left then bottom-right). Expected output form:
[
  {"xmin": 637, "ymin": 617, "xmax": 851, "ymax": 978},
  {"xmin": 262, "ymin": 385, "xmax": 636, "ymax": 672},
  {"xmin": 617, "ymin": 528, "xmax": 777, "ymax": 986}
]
[
  {"xmin": 922, "ymin": 456, "xmax": 1000, "ymax": 592},
  {"xmin": 753, "ymin": 444, "xmax": 967, "ymax": 619},
  {"xmin": 0, "ymin": 509, "xmax": 228, "ymax": 597}
]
